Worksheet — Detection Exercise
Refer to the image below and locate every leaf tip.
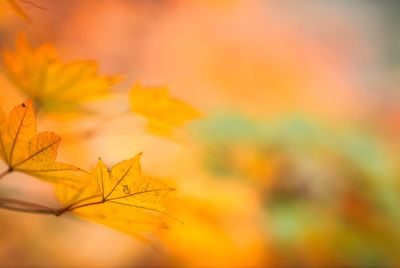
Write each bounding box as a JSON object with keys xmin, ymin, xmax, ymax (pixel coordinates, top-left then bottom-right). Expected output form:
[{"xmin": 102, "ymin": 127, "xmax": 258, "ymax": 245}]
[
  {"xmin": 21, "ymin": 99, "xmax": 33, "ymax": 108},
  {"xmin": 134, "ymin": 152, "xmax": 144, "ymax": 162}
]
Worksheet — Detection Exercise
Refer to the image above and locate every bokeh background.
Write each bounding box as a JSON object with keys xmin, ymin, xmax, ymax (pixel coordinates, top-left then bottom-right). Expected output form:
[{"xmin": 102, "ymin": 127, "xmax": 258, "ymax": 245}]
[{"xmin": 1, "ymin": 0, "xmax": 400, "ymax": 267}]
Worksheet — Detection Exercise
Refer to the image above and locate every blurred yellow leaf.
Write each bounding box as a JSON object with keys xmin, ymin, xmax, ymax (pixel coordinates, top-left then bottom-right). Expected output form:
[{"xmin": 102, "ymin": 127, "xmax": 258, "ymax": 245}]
[
  {"xmin": 0, "ymin": 99, "xmax": 85, "ymax": 182},
  {"xmin": 2, "ymin": 34, "xmax": 120, "ymax": 113},
  {"xmin": 56, "ymin": 153, "xmax": 176, "ymax": 240},
  {"xmin": 129, "ymin": 83, "xmax": 201, "ymax": 137}
]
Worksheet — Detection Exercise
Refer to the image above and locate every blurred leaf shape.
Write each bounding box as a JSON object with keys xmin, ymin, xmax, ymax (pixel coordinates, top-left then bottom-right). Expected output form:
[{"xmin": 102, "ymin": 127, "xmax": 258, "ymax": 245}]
[
  {"xmin": 0, "ymin": 99, "xmax": 85, "ymax": 182},
  {"xmin": 2, "ymin": 34, "xmax": 120, "ymax": 113},
  {"xmin": 56, "ymin": 153, "xmax": 176, "ymax": 241},
  {"xmin": 129, "ymin": 83, "xmax": 201, "ymax": 137}
]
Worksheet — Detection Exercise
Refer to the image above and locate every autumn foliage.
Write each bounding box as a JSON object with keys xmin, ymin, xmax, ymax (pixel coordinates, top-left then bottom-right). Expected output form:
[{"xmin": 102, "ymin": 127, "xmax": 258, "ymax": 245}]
[
  {"xmin": 0, "ymin": 1, "xmax": 200, "ymax": 245},
  {"xmin": 0, "ymin": 84, "xmax": 184, "ymax": 243},
  {"xmin": 2, "ymin": 1, "xmax": 400, "ymax": 268}
]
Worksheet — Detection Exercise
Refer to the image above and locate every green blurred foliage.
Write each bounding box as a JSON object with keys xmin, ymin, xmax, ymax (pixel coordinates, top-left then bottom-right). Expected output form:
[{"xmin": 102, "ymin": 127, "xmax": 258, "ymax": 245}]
[{"xmin": 191, "ymin": 112, "xmax": 400, "ymax": 267}]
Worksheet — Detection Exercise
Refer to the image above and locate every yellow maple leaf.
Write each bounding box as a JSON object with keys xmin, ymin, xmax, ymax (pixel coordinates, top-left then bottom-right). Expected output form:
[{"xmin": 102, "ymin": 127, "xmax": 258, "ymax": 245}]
[
  {"xmin": 2, "ymin": 34, "xmax": 120, "ymax": 113},
  {"xmin": 129, "ymin": 83, "xmax": 201, "ymax": 137},
  {"xmin": 0, "ymin": 99, "xmax": 85, "ymax": 182},
  {"xmin": 56, "ymin": 153, "xmax": 176, "ymax": 240}
]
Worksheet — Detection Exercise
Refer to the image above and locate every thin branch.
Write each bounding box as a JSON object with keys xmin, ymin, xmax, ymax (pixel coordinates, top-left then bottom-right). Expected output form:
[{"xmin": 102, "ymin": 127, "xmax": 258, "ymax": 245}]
[
  {"xmin": 0, "ymin": 196, "xmax": 102, "ymax": 216},
  {"xmin": 0, "ymin": 197, "xmax": 58, "ymax": 215},
  {"xmin": 56, "ymin": 199, "xmax": 105, "ymax": 216},
  {"xmin": 0, "ymin": 197, "xmax": 54, "ymax": 210},
  {"xmin": 0, "ymin": 204, "xmax": 56, "ymax": 215},
  {"xmin": 0, "ymin": 184, "xmax": 175, "ymax": 220},
  {"xmin": 55, "ymin": 194, "xmax": 102, "ymax": 216}
]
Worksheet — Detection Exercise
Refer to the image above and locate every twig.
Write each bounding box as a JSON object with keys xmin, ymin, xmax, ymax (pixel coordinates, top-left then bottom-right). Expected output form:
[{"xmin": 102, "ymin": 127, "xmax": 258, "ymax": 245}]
[
  {"xmin": 54, "ymin": 194, "xmax": 102, "ymax": 216},
  {"xmin": 0, "ymin": 194, "xmax": 103, "ymax": 216},
  {"xmin": 0, "ymin": 197, "xmax": 58, "ymax": 215},
  {"xmin": 0, "ymin": 197, "xmax": 54, "ymax": 209},
  {"xmin": 0, "ymin": 204, "xmax": 57, "ymax": 215},
  {"xmin": 55, "ymin": 199, "xmax": 105, "ymax": 216}
]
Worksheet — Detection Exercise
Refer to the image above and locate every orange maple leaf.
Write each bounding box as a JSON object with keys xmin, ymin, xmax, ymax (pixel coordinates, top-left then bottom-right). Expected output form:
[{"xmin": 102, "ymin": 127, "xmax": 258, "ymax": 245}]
[{"xmin": 2, "ymin": 34, "xmax": 120, "ymax": 114}]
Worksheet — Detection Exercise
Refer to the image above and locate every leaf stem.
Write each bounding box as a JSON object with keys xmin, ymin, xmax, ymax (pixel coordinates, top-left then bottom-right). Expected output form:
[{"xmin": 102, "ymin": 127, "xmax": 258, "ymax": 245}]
[
  {"xmin": 55, "ymin": 194, "xmax": 102, "ymax": 216},
  {"xmin": 56, "ymin": 199, "xmax": 106, "ymax": 216},
  {"xmin": 0, "ymin": 204, "xmax": 57, "ymax": 215},
  {"xmin": 0, "ymin": 197, "xmax": 54, "ymax": 209},
  {"xmin": 0, "ymin": 197, "xmax": 58, "ymax": 215},
  {"xmin": 0, "ymin": 167, "xmax": 12, "ymax": 180},
  {"xmin": 0, "ymin": 195, "xmax": 105, "ymax": 217}
]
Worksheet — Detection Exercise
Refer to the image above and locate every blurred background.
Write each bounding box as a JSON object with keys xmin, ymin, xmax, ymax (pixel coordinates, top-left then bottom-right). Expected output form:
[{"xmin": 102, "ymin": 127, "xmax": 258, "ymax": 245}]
[{"xmin": 1, "ymin": 0, "xmax": 400, "ymax": 267}]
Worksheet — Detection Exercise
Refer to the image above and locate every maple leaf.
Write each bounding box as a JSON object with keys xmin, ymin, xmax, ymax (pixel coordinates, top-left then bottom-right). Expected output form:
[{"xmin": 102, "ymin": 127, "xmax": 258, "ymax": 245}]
[
  {"xmin": 1, "ymin": 34, "xmax": 120, "ymax": 114},
  {"xmin": 56, "ymin": 153, "xmax": 176, "ymax": 240},
  {"xmin": 0, "ymin": 99, "xmax": 85, "ymax": 182},
  {"xmin": 129, "ymin": 83, "xmax": 202, "ymax": 137}
]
